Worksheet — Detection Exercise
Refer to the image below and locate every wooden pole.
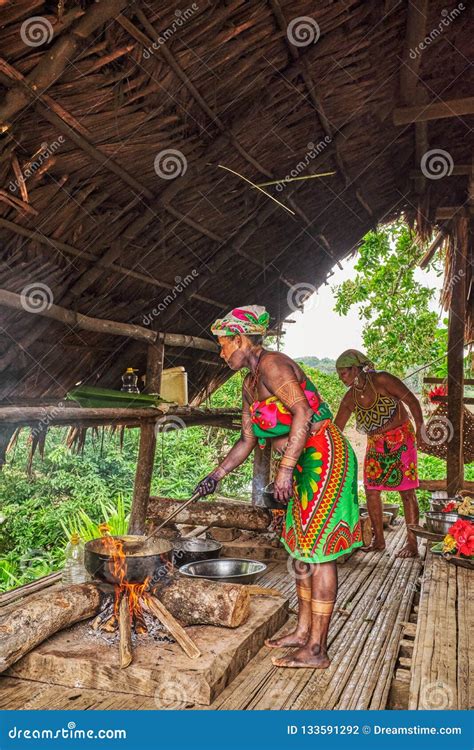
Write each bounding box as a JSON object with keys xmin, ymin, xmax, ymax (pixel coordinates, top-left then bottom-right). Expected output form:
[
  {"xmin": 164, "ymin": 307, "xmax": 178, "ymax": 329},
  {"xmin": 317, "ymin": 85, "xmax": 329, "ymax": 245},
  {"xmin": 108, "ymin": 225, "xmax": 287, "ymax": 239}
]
[
  {"xmin": 145, "ymin": 339, "xmax": 164, "ymax": 394},
  {"xmin": 128, "ymin": 340, "xmax": 163, "ymax": 535},
  {"xmin": 393, "ymin": 96, "xmax": 474, "ymax": 125},
  {"xmin": 252, "ymin": 441, "xmax": 272, "ymax": 504},
  {"xmin": 446, "ymin": 217, "xmax": 467, "ymax": 495}
]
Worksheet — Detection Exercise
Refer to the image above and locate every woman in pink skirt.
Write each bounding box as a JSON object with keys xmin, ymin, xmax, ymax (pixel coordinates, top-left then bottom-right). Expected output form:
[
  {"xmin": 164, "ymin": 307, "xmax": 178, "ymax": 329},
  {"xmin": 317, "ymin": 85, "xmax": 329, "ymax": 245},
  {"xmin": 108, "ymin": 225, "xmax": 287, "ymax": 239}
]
[{"xmin": 334, "ymin": 350, "xmax": 425, "ymax": 558}]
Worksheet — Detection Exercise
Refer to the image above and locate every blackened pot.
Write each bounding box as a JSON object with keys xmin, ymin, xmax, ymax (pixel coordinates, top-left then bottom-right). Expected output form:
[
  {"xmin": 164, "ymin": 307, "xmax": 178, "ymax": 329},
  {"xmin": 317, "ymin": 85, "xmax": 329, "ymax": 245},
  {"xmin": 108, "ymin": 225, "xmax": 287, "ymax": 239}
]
[
  {"xmin": 172, "ymin": 538, "xmax": 222, "ymax": 567},
  {"xmin": 84, "ymin": 535, "xmax": 173, "ymax": 585}
]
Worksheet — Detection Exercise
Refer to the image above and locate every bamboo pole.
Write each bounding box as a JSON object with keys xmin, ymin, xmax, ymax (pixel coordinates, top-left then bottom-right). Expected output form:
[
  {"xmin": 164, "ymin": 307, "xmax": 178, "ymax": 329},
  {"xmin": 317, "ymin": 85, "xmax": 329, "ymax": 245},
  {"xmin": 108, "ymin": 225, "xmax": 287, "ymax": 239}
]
[{"xmin": 393, "ymin": 96, "xmax": 474, "ymax": 125}]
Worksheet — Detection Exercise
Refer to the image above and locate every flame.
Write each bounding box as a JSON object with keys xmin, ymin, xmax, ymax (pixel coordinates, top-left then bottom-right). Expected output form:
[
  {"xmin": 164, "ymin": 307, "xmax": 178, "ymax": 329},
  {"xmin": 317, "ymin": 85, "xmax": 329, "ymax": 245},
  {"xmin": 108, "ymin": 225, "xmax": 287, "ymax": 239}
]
[{"xmin": 100, "ymin": 532, "xmax": 150, "ymax": 625}]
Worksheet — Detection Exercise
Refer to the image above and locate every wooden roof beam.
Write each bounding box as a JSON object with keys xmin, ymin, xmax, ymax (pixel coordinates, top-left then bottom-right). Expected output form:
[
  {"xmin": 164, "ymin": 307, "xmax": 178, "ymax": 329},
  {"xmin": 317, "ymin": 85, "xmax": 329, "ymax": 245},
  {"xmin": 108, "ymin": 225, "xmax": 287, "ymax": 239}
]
[
  {"xmin": 393, "ymin": 97, "xmax": 474, "ymax": 125},
  {"xmin": 0, "ymin": 288, "xmax": 218, "ymax": 351},
  {"xmin": 0, "ymin": 0, "xmax": 130, "ymax": 127}
]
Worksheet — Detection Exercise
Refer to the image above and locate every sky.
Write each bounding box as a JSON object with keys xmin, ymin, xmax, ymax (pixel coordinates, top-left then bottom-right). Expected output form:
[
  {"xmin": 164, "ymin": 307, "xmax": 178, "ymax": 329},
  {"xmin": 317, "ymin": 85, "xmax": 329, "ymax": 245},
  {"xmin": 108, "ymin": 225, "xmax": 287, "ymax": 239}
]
[{"xmin": 281, "ymin": 255, "xmax": 445, "ymax": 360}]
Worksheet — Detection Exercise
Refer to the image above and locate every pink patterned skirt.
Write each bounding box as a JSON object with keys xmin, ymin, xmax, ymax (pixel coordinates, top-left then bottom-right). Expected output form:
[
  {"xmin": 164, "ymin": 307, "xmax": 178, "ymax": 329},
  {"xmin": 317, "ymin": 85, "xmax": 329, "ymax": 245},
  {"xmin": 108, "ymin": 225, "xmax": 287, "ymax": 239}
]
[{"xmin": 364, "ymin": 420, "xmax": 419, "ymax": 492}]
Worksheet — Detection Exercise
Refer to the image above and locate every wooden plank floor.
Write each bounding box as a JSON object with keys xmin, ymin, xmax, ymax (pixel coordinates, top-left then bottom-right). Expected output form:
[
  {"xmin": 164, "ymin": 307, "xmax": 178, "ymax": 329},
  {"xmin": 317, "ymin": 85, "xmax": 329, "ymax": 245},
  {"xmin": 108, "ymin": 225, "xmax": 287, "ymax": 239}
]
[
  {"xmin": 0, "ymin": 520, "xmax": 428, "ymax": 710},
  {"xmin": 408, "ymin": 551, "xmax": 473, "ymax": 710}
]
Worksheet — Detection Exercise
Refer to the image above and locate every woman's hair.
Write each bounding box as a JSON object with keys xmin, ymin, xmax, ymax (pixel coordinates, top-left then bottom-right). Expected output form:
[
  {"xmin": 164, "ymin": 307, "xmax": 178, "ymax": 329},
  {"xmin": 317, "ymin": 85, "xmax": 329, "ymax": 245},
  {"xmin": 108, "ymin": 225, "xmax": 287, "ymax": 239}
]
[{"xmin": 243, "ymin": 333, "xmax": 264, "ymax": 347}]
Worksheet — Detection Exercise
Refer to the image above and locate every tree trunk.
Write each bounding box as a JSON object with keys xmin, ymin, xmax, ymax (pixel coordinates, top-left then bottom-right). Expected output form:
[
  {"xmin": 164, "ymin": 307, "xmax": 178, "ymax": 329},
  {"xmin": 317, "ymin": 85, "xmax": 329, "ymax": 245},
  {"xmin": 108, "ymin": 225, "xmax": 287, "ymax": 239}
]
[
  {"xmin": 0, "ymin": 583, "xmax": 111, "ymax": 672},
  {"xmin": 152, "ymin": 575, "xmax": 250, "ymax": 628},
  {"xmin": 148, "ymin": 498, "xmax": 272, "ymax": 532}
]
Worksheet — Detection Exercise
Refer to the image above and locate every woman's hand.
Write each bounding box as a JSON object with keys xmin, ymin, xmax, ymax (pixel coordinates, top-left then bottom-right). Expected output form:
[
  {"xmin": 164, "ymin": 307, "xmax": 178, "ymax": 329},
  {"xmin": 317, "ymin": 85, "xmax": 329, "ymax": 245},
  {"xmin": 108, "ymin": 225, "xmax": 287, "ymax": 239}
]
[
  {"xmin": 273, "ymin": 466, "xmax": 294, "ymax": 503},
  {"xmin": 193, "ymin": 473, "xmax": 219, "ymax": 498}
]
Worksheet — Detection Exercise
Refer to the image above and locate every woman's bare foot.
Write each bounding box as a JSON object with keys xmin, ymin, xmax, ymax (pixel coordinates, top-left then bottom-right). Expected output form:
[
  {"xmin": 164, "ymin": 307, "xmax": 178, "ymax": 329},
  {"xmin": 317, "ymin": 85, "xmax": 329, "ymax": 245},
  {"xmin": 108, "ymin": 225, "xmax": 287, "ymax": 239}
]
[
  {"xmin": 271, "ymin": 644, "xmax": 330, "ymax": 669},
  {"xmin": 361, "ymin": 542, "xmax": 386, "ymax": 553},
  {"xmin": 396, "ymin": 544, "xmax": 419, "ymax": 559},
  {"xmin": 265, "ymin": 628, "xmax": 309, "ymax": 650}
]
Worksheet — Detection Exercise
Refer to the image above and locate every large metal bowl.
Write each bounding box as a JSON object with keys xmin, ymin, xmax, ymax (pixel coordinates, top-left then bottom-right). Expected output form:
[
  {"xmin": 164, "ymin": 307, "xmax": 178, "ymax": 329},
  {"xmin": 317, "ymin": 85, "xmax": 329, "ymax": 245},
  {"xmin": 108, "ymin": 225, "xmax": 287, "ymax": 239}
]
[
  {"xmin": 179, "ymin": 558, "xmax": 267, "ymax": 584},
  {"xmin": 425, "ymin": 512, "xmax": 458, "ymax": 536},
  {"xmin": 84, "ymin": 535, "xmax": 173, "ymax": 584}
]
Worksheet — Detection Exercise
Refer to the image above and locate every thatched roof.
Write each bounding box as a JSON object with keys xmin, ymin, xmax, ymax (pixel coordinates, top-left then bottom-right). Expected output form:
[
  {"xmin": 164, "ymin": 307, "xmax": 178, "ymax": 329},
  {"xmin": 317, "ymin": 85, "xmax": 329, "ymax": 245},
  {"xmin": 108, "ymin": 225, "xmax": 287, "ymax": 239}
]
[{"xmin": 0, "ymin": 0, "xmax": 472, "ymax": 405}]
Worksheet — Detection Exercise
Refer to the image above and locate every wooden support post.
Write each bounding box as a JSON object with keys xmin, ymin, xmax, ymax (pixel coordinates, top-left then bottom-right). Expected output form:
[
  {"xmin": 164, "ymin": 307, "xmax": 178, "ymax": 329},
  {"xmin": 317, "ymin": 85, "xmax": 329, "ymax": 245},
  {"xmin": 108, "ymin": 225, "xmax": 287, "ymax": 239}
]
[
  {"xmin": 252, "ymin": 441, "xmax": 272, "ymax": 504},
  {"xmin": 145, "ymin": 338, "xmax": 164, "ymax": 394},
  {"xmin": 128, "ymin": 342, "xmax": 163, "ymax": 535},
  {"xmin": 446, "ymin": 216, "xmax": 467, "ymax": 495}
]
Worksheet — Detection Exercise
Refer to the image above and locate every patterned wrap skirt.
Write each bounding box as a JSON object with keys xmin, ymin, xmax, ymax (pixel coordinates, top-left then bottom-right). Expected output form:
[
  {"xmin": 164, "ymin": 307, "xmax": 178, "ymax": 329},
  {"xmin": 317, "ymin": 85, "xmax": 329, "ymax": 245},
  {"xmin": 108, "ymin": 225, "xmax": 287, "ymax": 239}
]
[
  {"xmin": 281, "ymin": 422, "xmax": 362, "ymax": 563},
  {"xmin": 364, "ymin": 420, "xmax": 419, "ymax": 491}
]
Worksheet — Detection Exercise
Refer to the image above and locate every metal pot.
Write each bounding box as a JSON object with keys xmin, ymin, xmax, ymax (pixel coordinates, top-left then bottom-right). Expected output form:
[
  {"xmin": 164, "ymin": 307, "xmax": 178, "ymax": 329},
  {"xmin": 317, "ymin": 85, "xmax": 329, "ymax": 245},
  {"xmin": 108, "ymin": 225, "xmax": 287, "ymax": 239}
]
[
  {"xmin": 179, "ymin": 558, "xmax": 267, "ymax": 584},
  {"xmin": 84, "ymin": 535, "xmax": 173, "ymax": 585},
  {"xmin": 424, "ymin": 512, "xmax": 458, "ymax": 536},
  {"xmin": 172, "ymin": 538, "xmax": 222, "ymax": 567},
  {"xmin": 257, "ymin": 482, "xmax": 287, "ymax": 510}
]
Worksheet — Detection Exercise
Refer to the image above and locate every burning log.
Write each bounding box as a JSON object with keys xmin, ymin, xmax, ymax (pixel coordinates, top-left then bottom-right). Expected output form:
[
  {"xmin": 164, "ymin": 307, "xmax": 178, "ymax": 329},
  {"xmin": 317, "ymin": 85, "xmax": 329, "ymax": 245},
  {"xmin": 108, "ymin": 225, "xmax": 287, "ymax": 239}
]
[
  {"xmin": 142, "ymin": 595, "xmax": 201, "ymax": 660},
  {"xmin": 152, "ymin": 576, "xmax": 250, "ymax": 628},
  {"xmin": 0, "ymin": 583, "xmax": 111, "ymax": 673},
  {"xmin": 118, "ymin": 592, "xmax": 133, "ymax": 669},
  {"xmin": 148, "ymin": 497, "xmax": 273, "ymax": 533}
]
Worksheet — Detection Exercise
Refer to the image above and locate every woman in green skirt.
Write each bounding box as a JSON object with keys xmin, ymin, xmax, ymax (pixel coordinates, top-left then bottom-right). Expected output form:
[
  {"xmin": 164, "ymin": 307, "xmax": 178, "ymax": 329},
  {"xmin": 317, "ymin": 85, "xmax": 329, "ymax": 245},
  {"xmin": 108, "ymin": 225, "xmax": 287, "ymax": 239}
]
[{"xmin": 194, "ymin": 306, "xmax": 361, "ymax": 669}]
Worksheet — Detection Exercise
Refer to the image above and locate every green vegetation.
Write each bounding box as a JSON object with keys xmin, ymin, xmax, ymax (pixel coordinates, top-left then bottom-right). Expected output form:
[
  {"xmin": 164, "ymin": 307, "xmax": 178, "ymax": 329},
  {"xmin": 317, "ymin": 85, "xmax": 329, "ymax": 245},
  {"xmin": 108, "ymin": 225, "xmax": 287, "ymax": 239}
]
[{"xmin": 333, "ymin": 222, "xmax": 442, "ymax": 379}]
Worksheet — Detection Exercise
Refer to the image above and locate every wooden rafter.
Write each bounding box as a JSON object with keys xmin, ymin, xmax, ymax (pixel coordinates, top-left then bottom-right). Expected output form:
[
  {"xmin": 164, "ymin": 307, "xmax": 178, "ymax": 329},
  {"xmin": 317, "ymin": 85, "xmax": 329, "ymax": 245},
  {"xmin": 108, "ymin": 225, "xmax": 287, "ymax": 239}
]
[
  {"xmin": 393, "ymin": 97, "xmax": 474, "ymax": 125},
  {"xmin": 0, "ymin": 288, "xmax": 218, "ymax": 351}
]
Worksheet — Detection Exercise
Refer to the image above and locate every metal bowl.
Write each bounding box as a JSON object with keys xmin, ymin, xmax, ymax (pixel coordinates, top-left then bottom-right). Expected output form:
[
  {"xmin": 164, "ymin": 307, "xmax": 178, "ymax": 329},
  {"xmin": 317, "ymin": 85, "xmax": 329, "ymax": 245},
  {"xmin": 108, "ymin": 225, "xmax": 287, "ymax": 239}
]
[
  {"xmin": 429, "ymin": 497, "xmax": 458, "ymax": 513},
  {"xmin": 179, "ymin": 558, "xmax": 267, "ymax": 585},
  {"xmin": 84, "ymin": 535, "xmax": 173, "ymax": 584},
  {"xmin": 425, "ymin": 512, "xmax": 458, "ymax": 536},
  {"xmin": 172, "ymin": 538, "xmax": 222, "ymax": 567}
]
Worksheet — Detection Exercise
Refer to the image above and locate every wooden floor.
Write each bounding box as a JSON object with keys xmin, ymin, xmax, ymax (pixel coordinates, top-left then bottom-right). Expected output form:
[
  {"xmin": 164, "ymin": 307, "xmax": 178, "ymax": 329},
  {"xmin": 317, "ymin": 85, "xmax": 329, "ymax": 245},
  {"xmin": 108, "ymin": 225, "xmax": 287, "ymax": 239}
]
[
  {"xmin": 408, "ymin": 552, "xmax": 473, "ymax": 710},
  {"xmin": 2, "ymin": 520, "xmax": 448, "ymax": 710}
]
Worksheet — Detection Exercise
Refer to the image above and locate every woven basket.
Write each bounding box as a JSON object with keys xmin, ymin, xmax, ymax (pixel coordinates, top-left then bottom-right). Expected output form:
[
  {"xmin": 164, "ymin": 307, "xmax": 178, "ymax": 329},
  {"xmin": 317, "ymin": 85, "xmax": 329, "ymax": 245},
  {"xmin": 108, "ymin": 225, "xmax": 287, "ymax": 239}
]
[{"xmin": 418, "ymin": 403, "xmax": 474, "ymax": 463}]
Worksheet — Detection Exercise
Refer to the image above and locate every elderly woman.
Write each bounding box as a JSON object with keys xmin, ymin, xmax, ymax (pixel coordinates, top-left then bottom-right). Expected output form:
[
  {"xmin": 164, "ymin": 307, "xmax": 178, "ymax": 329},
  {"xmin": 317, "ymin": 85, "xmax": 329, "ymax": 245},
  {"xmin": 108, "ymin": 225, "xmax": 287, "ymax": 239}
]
[
  {"xmin": 194, "ymin": 307, "xmax": 361, "ymax": 669},
  {"xmin": 334, "ymin": 350, "xmax": 424, "ymax": 558}
]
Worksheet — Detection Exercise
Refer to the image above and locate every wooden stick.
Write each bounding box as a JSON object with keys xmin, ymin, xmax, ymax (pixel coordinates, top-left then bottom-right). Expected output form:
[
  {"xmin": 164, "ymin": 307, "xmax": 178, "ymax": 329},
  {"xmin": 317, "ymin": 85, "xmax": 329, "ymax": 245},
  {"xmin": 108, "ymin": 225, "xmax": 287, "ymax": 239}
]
[
  {"xmin": 118, "ymin": 593, "xmax": 133, "ymax": 669},
  {"xmin": 143, "ymin": 595, "xmax": 201, "ymax": 660},
  {"xmin": 393, "ymin": 96, "xmax": 474, "ymax": 125}
]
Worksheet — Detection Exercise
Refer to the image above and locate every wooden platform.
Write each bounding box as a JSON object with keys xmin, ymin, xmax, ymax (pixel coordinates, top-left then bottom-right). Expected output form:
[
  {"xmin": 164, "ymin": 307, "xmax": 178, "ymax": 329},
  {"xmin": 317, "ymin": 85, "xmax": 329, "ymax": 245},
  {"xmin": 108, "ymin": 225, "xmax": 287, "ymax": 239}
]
[
  {"xmin": 1, "ymin": 520, "xmax": 440, "ymax": 710},
  {"xmin": 5, "ymin": 595, "xmax": 288, "ymax": 707},
  {"xmin": 408, "ymin": 551, "xmax": 473, "ymax": 710}
]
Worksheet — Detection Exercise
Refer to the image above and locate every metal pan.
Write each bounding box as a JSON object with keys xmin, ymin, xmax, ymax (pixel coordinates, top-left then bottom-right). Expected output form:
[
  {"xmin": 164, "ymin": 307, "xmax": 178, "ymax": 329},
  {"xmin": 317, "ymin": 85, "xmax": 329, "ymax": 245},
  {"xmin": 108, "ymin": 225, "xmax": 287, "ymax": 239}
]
[
  {"xmin": 84, "ymin": 535, "xmax": 173, "ymax": 584},
  {"xmin": 172, "ymin": 538, "xmax": 222, "ymax": 567}
]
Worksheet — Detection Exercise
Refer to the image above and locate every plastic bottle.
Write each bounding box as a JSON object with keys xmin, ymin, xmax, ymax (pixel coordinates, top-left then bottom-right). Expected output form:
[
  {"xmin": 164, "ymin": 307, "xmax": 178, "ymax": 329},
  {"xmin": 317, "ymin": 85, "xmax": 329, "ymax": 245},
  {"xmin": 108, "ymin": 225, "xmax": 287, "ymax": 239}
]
[
  {"xmin": 121, "ymin": 367, "xmax": 140, "ymax": 393},
  {"xmin": 62, "ymin": 533, "xmax": 88, "ymax": 585}
]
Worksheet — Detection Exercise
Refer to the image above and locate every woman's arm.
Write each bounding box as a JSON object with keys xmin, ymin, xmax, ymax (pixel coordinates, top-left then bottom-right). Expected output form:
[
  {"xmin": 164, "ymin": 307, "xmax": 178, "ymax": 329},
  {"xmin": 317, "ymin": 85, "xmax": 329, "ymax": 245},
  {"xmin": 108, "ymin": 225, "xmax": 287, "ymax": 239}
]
[
  {"xmin": 378, "ymin": 372, "xmax": 425, "ymax": 440},
  {"xmin": 260, "ymin": 359, "xmax": 314, "ymax": 501},
  {"xmin": 194, "ymin": 376, "xmax": 257, "ymax": 496},
  {"xmin": 334, "ymin": 391, "xmax": 354, "ymax": 432}
]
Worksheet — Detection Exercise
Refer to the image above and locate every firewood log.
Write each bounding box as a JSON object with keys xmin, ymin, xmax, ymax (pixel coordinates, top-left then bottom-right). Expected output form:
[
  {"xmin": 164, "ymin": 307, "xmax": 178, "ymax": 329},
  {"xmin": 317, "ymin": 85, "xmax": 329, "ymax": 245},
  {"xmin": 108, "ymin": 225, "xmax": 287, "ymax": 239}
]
[
  {"xmin": 148, "ymin": 497, "xmax": 272, "ymax": 532},
  {"xmin": 0, "ymin": 583, "xmax": 111, "ymax": 672},
  {"xmin": 152, "ymin": 575, "xmax": 250, "ymax": 628}
]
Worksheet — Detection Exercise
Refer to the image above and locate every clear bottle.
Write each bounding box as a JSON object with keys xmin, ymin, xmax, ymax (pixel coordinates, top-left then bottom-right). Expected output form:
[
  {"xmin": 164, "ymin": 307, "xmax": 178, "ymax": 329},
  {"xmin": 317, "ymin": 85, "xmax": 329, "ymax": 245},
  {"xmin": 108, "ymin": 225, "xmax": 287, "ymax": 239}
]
[
  {"xmin": 121, "ymin": 367, "xmax": 140, "ymax": 393},
  {"xmin": 62, "ymin": 533, "xmax": 88, "ymax": 585}
]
